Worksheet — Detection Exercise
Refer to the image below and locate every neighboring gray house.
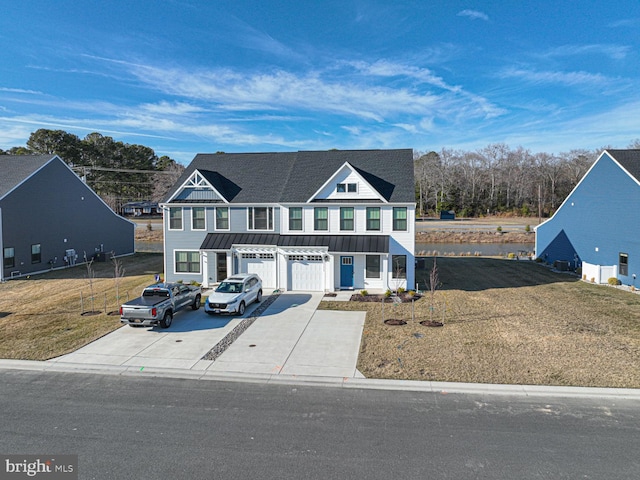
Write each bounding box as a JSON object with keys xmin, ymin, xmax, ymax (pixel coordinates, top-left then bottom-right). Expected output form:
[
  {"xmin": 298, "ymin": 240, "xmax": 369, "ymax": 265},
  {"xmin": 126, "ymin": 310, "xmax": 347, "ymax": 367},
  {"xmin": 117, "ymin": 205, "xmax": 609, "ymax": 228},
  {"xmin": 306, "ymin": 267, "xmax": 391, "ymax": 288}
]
[
  {"xmin": 0, "ymin": 155, "xmax": 135, "ymax": 281},
  {"xmin": 160, "ymin": 149, "xmax": 415, "ymax": 292}
]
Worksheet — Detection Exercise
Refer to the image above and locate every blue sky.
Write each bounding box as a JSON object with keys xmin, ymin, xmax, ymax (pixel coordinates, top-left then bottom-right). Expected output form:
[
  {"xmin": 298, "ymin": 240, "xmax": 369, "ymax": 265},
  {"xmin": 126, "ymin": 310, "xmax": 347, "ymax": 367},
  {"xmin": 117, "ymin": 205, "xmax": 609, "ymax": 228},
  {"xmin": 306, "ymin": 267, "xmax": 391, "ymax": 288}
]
[{"xmin": 1, "ymin": 1, "xmax": 639, "ymax": 164}]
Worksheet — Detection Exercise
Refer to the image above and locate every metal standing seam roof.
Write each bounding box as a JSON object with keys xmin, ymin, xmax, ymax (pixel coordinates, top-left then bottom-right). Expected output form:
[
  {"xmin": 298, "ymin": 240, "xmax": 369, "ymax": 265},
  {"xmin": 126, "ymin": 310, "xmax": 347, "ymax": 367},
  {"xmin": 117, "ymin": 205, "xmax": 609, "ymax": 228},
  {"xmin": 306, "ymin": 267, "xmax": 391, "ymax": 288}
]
[
  {"xmin": 199, "ymin": 233, "xmax": 390, "ymax": 253},
  {"xmin": 163, "ymin": 149, "xmax": 415, "ymax": 204}
]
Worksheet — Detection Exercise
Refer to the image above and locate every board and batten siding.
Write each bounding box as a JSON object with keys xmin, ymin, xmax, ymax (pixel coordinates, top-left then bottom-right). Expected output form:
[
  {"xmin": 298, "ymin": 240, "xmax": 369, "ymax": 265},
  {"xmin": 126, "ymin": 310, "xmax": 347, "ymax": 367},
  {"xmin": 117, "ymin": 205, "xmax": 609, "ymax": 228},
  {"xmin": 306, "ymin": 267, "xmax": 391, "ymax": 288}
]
[
  {"xmin": 1, "ymin": 158, "xmax": 134, "ymax": 279},
  {"xmin": 536, "ymin": 152, "xmax": 640, "ymax": 284}
]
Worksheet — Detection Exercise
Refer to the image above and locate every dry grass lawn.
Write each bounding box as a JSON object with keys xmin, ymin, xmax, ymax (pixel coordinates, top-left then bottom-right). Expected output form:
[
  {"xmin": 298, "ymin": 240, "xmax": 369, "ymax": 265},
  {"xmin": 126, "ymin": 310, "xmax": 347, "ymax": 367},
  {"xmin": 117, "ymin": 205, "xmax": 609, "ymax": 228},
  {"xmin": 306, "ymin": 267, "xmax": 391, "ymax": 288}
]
[
  {"xmin": 0, "ymin": 253, "xmax": 163, "ymax": 360},
  {"xmin": 320, "ymin": 257, "xmax": 640, "ymax": 388}
]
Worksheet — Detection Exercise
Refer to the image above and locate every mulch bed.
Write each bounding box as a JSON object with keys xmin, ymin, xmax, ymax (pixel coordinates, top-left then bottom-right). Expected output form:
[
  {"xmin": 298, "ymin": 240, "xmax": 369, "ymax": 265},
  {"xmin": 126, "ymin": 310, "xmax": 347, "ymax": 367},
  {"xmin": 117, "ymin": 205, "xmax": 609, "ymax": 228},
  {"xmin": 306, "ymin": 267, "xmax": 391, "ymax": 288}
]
[
  {"xmin": 350, "ymin": 293, "xmax": 422, "ymax": 303},
  {"xmin": 384, "ymin": 319, "xmax": 407, "ymax": 326}
]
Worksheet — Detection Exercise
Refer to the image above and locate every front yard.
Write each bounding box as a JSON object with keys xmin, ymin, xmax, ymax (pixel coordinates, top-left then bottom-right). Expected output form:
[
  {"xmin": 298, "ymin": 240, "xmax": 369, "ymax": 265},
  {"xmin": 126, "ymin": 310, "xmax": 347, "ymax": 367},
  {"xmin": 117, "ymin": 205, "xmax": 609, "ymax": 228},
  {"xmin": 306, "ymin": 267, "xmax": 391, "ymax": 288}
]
[
  {"xmin": 320, "ymin": 257, "xmax": 640, "ymax": 388},
  {"xmin": 0, "ymin": 253, "xmax": 163, "ymax": 360}
]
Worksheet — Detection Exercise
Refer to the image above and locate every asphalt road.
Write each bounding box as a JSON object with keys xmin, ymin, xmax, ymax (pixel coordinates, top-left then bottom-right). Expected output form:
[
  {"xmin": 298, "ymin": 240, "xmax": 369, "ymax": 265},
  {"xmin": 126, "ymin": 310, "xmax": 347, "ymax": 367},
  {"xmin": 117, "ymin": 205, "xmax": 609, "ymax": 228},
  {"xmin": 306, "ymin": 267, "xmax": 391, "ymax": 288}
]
[{"xmin": 2, "ymin": 370, "xmax": 639, "ymax": 479}]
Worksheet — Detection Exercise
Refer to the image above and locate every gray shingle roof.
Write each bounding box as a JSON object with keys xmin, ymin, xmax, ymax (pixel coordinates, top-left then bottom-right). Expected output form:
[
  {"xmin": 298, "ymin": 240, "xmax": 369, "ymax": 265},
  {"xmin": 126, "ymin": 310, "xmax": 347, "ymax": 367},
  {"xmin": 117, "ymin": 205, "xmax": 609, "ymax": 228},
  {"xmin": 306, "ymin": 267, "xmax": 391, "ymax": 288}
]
[
  {"xmin": 164, "ymin": 149, "xmax": 414, "ymax": 204},
  {"xmin": 0, "ymin": 155, "xmax": 56, "ymax": 199},
  {"xmin": 607, "ymin": 149, "xmax": 640, "ymax": 182}
]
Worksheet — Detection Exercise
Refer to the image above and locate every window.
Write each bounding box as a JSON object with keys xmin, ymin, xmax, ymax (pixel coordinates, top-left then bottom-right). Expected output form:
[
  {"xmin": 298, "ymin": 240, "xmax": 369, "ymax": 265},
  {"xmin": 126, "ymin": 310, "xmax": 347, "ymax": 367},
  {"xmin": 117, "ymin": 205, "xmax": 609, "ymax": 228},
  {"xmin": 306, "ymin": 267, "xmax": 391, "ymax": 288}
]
[
  {"xmin": 289, "ymin": 207, "xmax": 303, "ymax": 231},
  {"xmin": 366, "ymin": 255, "xmax": 380, "ymax": 278},
  {"xmin": 340, "ymin": 207, "xmax": 354, "ymax": 231},
  {"xmin": 620, "ymin": 253, "xmax": 629, "ymax": 276},
  {"xmin": 366, "ymin": 207, "xmax": 380, "ymax": 231},
  {"xmin": 216, "ymin": 207, "xmax": 229, "ymax": 230},
  {"xmin": 175, "ymin": 251, "xmax": 200, "ymax": 273},
  {"xmin": 393, "ymin": 207, "xmax": 407, "ymax": 231},
  {"xmin": 248, "ymin": 207, "xmax": 273, "ymax": 230},
  {"xmin": 3, "ymin": 247, "xmax": 15, "ymax": 269},
  {"xmin": 192, "ymin": 207, "xmax": 205, "ymax": 230},
  {"xmin": 392, "ymin": 255, "xmax": 406, "ymax": 279},
  {"xmin": 314, "ymin": 207, "xmax": 328, "ymax": 231},
  {"xmin": 31, "ymin": 244, "xmax": 41, "ymax": 264},
  {"xmin": 169, "ymin": 207, "xmax": 183, "ymax": 230},
  {"xmin": 337, "ymin": 183, "xmax": 357, "ymax": 193}
]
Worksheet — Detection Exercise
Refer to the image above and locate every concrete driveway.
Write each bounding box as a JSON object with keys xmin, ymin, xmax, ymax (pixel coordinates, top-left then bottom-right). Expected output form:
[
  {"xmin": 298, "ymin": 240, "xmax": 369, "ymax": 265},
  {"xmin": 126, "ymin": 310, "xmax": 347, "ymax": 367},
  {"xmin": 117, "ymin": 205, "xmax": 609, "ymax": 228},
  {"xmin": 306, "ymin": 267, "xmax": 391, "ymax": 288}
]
[{"xmin": 49, "ymin": 293, "xmax": 366, "ymax": 378}]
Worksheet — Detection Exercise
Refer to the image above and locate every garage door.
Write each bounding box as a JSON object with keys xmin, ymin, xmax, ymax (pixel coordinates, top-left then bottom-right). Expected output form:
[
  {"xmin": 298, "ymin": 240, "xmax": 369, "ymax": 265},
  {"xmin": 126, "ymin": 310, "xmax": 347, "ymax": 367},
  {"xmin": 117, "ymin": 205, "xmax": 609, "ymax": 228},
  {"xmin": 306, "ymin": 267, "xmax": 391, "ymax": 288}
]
[
  {"xmin": 288, "ymin": 255, "xmax": 325, "ymax": 291},
  {"xmin": 240, "ymin": 253, "xmax": 276, "ymax": 288}
]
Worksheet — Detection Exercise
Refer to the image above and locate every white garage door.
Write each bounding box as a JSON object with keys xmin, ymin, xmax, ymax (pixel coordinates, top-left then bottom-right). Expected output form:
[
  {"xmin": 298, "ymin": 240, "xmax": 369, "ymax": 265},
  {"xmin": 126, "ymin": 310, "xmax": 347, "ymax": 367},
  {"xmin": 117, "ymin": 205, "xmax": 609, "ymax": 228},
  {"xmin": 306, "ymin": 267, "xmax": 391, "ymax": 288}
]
[
  {"xmin": 240, "ymin": 253, "xmax": 276, "ymax": 288},
  {"xmin": 288, "ymin": 255, "xmax": 325, "ymax": 291}
]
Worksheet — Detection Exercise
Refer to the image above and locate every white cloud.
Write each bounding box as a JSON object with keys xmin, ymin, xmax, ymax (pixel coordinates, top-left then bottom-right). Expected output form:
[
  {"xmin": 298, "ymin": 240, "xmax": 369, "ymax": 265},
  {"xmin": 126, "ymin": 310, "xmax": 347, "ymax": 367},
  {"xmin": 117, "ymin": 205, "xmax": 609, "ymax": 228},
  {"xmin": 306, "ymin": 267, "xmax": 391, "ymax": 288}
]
[
  {"xmin": 499, "ymin": 67, "xmax": 614, "ymax": 87},
  {"xmin": 457, "ymin": 10, "xmax": 489, "ymax": 21},
  {"xmin": 541, "ymin": 44, "xmax": 631, "ymax": 60}
]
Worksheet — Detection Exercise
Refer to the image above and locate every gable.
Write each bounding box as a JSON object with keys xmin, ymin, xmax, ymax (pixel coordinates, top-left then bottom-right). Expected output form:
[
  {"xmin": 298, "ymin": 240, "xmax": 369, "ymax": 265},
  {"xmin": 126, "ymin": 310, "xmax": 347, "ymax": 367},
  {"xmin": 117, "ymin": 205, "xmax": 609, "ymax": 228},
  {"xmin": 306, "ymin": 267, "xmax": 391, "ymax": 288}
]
[
  {"xmin": 167, "ymin": 169, "xmax": 228, "ymax": 203},
  {"xmin": 309, "ymin": 162, "xmax": 386, "ymax": 202}
]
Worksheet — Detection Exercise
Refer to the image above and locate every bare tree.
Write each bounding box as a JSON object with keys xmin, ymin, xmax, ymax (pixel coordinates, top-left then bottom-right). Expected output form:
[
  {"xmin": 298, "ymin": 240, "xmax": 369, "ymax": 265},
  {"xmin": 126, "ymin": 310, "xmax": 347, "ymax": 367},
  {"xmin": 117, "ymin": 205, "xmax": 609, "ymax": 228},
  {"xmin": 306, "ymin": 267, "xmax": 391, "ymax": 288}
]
[
  {"xmin": 83, "ymin": 252, "xmax": 96, "ymax": 313},
  {"xmin": 111, "ymin": 252, "xmax": 126, "ymax": 311}
]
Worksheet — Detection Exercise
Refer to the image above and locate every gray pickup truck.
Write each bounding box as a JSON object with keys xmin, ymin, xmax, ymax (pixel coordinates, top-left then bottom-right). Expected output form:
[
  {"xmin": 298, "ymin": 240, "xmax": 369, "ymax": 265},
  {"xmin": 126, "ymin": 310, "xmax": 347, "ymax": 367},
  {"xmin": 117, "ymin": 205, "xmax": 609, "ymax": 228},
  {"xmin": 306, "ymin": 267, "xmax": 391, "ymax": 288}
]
[{"xmin": 119, "ymin": 283, "xmax": 202, "ymax": 328}]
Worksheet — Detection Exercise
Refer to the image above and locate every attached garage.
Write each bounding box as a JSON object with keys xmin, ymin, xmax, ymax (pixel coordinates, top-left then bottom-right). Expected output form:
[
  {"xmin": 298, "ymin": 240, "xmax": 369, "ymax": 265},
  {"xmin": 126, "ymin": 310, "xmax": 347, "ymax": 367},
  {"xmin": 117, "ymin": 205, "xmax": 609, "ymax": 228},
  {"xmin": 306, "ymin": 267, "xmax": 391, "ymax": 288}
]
[
  {"xmin": 287, "ymin": 254, "xmax": 325, "ymax": 291},
  {"xmin": 240, "ymin": 252, "xmax": 276, "ymax": 288}
]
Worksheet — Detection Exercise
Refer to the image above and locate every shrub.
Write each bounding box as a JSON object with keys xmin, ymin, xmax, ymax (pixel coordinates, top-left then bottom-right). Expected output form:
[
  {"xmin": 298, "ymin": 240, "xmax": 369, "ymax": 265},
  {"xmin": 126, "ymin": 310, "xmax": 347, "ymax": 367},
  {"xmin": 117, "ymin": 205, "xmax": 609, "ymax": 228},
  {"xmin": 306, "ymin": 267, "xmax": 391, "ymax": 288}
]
[
  {"xmin": 189, "ymin": 280, "xmax": 200, "ymax": 286},
  {"xmin": 385, "ymin": 289, "xmax": 392, "ymax": 298},
  {"xmin": 408, "ymin": 290, "xmax": 416, "ymax": 297},
  {"xmin": 360, "ymin": 289, "xmax": 368, "ymax": 296},
  {"xmin": 146, "ymin": 221, "xmax": 153, "ymax": 231},
  {"xmin": 507, "ymin": 252, "xmax": 516, "ymax": 259},
  {"xmin": 525, "ymin": 224, "xmax": 531, "ymax": 233},
  {"xmin": 575, "ymin": 267, "xmax": 582, "ymax": 276},
  {"xmin": 535, "ymin": 257, "xmax": 543, "ymax": 263},
  {"xmin": 496, "ymin": 226, "xmax": 503, "ymax": 232},
  {"xmin": 397, "ymin": 287, "xmax": 405, "ymax": 295},
  {"xmin": 608, "ymin": 277, "xmax": 621, "ymax": 286}
]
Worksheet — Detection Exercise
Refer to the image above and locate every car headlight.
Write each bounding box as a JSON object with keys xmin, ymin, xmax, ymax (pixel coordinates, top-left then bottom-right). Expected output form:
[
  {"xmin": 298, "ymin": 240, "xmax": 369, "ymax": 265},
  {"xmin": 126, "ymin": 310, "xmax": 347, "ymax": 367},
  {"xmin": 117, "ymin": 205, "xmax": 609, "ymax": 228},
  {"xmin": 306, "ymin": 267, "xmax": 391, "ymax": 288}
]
[{"xmin": 227, "ymin": 297, "xmax": 238, "ymax": 304}]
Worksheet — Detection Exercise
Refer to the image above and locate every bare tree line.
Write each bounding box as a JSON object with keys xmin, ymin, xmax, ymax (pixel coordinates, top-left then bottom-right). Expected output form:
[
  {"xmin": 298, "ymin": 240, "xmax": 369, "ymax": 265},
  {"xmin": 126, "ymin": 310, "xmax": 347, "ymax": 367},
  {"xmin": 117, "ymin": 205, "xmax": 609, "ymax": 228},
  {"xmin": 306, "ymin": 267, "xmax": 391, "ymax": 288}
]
[{"xmin": 414, "ymin": 141, "xmax": 640, "ymax": 218}]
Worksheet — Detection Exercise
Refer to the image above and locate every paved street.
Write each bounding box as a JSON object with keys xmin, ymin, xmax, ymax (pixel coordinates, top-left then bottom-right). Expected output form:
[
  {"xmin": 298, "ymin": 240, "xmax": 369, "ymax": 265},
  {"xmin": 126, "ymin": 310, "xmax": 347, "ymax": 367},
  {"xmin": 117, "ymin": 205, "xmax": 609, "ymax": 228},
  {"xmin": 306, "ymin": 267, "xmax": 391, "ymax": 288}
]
[{"xmin": 1, "ymin": 370, "xmax": 639, "ymax": 480}]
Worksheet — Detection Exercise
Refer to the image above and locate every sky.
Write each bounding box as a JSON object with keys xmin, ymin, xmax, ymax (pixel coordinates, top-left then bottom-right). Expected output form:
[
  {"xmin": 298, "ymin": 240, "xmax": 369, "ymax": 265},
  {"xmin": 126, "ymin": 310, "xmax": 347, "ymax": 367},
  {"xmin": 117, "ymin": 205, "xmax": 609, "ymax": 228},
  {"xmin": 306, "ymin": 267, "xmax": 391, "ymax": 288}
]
[{"xmin": 1, "ymin": 0, "xmax": 639, "ymax": 164}]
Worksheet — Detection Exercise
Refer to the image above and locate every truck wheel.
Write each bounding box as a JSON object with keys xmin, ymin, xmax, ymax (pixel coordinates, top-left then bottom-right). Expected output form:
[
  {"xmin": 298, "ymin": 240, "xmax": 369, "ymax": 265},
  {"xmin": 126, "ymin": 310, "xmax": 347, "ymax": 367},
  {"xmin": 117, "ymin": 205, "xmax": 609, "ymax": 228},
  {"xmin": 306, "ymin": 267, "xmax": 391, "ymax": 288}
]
[
  {"xmin": 237, "ymin": 301, "xmax": 246, "ymax": 316},
  {"xmin": 160, "ymin": 311, "xmax": 173, "ymax": 329},
  {"xmin": 256, "ymin": 290, "xmax": 262, "ymax": 303},
  {"xmin": 192, "ymin": 295, "xmax": 201, "ymax": 310}
]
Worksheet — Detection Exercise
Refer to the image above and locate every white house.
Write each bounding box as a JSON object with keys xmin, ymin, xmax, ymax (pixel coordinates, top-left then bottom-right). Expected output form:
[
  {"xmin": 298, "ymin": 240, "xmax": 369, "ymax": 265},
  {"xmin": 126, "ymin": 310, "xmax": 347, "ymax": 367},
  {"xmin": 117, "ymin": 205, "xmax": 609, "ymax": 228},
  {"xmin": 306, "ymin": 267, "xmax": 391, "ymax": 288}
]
[{"xmin": 160, "ymin": 149, "xmax": 415, "ymax": 292}]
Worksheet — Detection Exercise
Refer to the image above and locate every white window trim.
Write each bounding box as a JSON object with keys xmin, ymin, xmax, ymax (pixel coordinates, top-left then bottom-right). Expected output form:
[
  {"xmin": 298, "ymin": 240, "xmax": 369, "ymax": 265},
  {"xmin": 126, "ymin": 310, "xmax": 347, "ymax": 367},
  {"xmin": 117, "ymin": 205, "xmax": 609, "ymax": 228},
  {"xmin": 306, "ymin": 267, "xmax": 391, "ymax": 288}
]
[
  {"xmin": 366, "ymin": 206, "xmax": 382, "ymax": 232},
  {"xmin": 288, "ymin": 206, "xmax": 304, "ymax": 232},
  {"xmin": 365, "ymin": 254, "xmax": 381, "ymax": 279},
  {"xmin": 247, "ymin": 206, "xmax": 275, "ymax": 231},
  {"xmin": 173, "ymin": 249, "xmax": 201, "ymax": 275},
  {"xmin": 215, "ymin": 206, "xmax": 230, "ymax": 231},
  {"xmin": 340, "ymin": 206, "xmax": 355, "ymax": 232},
  {"xmin": 168, "ymin": 207, "xmax": 184, "ymax": 231},
  {"xmin": 191, "ymin": 206, "xmax": 207, "ymax": 231},
  {"xmin": 314, "ymin": 206, "xmax": 329, "ymax": 231}
]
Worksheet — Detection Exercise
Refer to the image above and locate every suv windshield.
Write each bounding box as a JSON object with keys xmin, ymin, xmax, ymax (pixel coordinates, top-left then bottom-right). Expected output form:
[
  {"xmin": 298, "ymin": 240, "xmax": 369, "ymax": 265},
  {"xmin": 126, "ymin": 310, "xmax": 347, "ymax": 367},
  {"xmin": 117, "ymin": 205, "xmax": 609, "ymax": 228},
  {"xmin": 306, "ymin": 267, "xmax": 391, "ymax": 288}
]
[{"xmin": 215, "ymin": 282, "xmax": 243, "ymax": 293}]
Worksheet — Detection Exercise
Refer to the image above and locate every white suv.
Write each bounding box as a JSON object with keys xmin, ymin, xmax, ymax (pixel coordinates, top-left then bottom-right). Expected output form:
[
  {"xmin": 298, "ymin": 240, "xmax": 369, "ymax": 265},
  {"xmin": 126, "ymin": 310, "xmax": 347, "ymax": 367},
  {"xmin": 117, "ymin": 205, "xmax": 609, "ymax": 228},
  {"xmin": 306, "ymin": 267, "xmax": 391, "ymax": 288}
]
[{"xmin": 204, "ymin": 273, "xmax": 263, "ymax": 316}]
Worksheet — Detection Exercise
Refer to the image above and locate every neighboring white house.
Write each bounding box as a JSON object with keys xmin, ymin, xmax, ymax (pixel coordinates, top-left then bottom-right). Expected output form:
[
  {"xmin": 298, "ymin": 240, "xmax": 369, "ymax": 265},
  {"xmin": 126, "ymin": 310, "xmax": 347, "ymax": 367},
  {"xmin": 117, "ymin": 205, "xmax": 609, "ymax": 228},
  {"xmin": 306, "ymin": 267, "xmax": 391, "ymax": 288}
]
[{"xmin": 160, "ymin": 149, "xmax": 415, "ymax": 292}]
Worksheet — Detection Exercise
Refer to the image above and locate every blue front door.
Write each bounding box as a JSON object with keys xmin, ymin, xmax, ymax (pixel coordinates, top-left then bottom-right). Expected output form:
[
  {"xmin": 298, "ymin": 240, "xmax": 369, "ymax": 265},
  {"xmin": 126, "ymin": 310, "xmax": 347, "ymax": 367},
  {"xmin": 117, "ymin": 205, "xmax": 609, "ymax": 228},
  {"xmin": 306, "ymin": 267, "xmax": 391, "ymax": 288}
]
[{"xmin": 340, "ymin": 256, "xmax": 354, "ymax": 288}]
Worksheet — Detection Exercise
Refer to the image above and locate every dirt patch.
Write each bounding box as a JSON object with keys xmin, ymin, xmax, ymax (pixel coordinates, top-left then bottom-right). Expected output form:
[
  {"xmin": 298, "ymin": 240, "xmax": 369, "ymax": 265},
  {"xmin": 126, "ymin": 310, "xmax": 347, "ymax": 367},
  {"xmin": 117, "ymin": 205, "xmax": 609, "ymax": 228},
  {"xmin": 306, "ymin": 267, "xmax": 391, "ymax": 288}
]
[{"xmin": 320, "ymin": 257, "xmax": 640, "ymax": 388}]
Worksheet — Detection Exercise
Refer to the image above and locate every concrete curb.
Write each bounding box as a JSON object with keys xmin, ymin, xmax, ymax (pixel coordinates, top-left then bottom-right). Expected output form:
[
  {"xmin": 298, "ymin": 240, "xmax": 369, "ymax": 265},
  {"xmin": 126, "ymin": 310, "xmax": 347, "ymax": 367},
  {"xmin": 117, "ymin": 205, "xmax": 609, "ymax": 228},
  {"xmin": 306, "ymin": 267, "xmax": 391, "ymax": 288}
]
[{"xmin": 2, "ymin": 359, "xmax": 640, "ymax": 399}]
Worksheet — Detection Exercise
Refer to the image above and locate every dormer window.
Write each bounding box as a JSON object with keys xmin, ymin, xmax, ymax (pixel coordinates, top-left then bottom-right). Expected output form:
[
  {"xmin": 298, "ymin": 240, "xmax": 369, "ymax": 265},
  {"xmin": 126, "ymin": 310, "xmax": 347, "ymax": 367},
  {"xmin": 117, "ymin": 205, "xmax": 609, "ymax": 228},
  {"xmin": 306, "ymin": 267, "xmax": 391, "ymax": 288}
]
[{"xmin": 337, "ymin": 183, "xmax": 357, "ymax": 193}]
